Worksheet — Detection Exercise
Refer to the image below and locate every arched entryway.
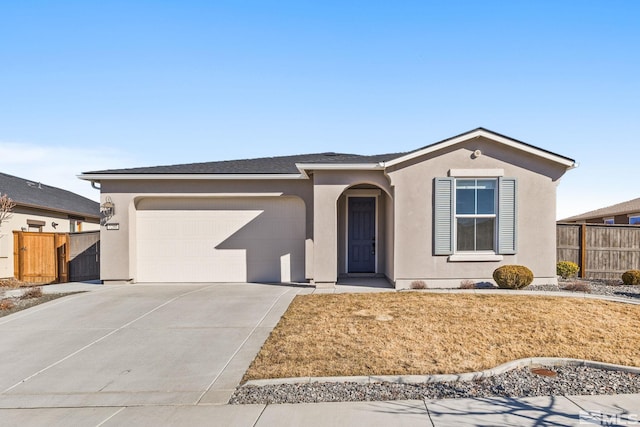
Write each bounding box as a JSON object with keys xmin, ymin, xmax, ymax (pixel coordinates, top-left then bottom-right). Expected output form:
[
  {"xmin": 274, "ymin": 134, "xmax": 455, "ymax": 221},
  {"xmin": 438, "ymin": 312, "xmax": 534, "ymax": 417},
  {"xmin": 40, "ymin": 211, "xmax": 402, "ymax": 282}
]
[{"xmin": 337, "ymin": 184, "xmax": 394, "ymax": 280}]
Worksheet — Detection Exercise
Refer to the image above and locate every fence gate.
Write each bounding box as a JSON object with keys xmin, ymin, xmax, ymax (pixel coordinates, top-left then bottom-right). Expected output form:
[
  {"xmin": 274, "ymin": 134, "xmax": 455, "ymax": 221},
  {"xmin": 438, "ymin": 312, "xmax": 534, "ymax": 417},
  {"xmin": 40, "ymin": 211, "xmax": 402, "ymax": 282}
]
[
  {"xmin": 13, "ymin": 231, "xmax": 100, "ymax": 284},
  {"xmin": 13, "ymin": 231, "xmax": 69, "ymax": 284},
  {"xmin": 69, "ymin": 231, "xmax": 100, "ymax": 282}
]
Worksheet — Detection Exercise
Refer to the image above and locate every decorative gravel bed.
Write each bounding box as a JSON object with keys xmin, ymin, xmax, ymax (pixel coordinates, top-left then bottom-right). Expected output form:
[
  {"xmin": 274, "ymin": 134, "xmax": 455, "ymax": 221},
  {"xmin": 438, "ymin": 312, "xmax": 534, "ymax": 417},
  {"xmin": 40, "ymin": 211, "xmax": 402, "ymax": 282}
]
[
  {"xmin": 230, "ymin": 365, "xmax": 640, "ymax": 404},
  {"xmin": 527, "ymin": 280, "xmax": 640, "ymax": 300}
]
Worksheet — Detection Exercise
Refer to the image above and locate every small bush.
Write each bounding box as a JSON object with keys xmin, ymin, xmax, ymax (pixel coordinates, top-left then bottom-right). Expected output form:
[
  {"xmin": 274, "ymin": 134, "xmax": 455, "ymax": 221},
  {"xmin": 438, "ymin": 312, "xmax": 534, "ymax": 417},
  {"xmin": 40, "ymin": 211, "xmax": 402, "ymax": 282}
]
[
  {"xmin": 0, "ymin": 299, "xmax": 15, "ymax": 310},
  {"xmin": 557, "ymin": 261, "xmax": 580, "ymax": 279},
  {"xmin": 459, "ymin": 280, "xmax": 476, "ymax": 289},
  {"xmin": 493, "ymin": 265, "xmax": 534, "ymax": 290},
  {"xmin": 562, "ymin": 282, "xmax": 592, "ymax": 293},
  {"xmin": 20, "ymin": 287, "xmax": 43, "ymax": 299},
  {"xmin": 411, "ymin": 280, "xmax": 428, "ymax": 289},
  {"xmin": 410, "ymin": 280, "xmax": 428, "ymax": 289},
  {"xmin": 622, "ymin": 270, "xmax": 640, "ymax": 286}
]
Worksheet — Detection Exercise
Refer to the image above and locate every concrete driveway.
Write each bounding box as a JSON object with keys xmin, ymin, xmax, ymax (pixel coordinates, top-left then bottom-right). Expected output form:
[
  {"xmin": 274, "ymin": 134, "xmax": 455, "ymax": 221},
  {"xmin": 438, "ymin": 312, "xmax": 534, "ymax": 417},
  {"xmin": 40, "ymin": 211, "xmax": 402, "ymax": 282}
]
[
  {"xmin": 4, "ymin": 283, "xmax": 639, "ymax": 426},
  {"xmin": 0, "ymin": 283, "xmax": 304, "ymax": 411}
]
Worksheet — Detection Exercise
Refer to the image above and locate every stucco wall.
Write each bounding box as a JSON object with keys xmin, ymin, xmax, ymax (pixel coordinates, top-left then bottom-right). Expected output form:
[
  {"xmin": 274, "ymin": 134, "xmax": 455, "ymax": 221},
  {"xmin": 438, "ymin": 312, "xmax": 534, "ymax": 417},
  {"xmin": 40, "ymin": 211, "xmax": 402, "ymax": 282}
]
[
  {"xmin": 100, "ymin": 172, "xmax": 394, "ymax": 285},
  {"xmin": 96, "ymin": 137, "xmax": 569, "ymax": 287},
  {"xmin": 98, "ymin": 179, "xmax": 314, "ymax": 283},
  {"xmin": 388, "ymin": 136, "xmax": 567, "ymax": 288},
  {"xmin": 312, "ymin": 170, "xmax": 393, "ymax": 286}
]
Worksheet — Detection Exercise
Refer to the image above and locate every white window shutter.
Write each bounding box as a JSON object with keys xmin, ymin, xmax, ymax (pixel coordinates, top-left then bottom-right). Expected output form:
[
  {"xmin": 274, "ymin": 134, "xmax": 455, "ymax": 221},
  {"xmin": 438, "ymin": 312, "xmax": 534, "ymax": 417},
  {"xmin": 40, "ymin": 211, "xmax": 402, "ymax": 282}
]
[
  {"xmin": 434, "ymin": 178, "xmax": 454, "ymax": 255},
  {"xmin": 498, "ymin": 177, "xmax": 517, "ymax": 254}
]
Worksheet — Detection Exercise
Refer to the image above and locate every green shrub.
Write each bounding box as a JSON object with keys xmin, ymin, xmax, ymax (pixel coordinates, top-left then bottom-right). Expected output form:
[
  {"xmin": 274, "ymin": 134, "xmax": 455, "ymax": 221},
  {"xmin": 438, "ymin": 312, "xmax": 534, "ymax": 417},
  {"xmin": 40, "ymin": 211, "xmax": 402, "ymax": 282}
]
[
  {"xmin": 556, "ymin": 261, "xmax": 580, "ymax": 279},
  {"xmin": 493, "ymin": 265, "xmax": 534, "ymax": 290},
  {"xmin": 622, "ymin": 270, "xmax": 640, "ymax": 286}
]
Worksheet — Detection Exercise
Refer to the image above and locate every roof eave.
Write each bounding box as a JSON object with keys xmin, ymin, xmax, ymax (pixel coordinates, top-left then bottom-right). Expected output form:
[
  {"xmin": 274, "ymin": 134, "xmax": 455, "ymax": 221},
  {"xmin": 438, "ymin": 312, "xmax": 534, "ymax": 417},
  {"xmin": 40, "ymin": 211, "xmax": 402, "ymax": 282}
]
[
  {"xmin": 14, "ymin": 201, "xmax": 100, "ymax": 221},
  {"xmin": 79, "ymin": 163, "xmax": 385, "ymax": 182},
  {"xmin": 561, "ymin": 208, "xmax": 640, "ymax": 223},
  {"xmin": 384, "ymin": 129, "xmax": 576, "ymax": 169},
  {"xmin": 295, "ymin": 162, "xmax": 383, "ymax": 177},
  {"xmin": 78, "ymin": 173, "xmax": 306, "ymax": 181}
]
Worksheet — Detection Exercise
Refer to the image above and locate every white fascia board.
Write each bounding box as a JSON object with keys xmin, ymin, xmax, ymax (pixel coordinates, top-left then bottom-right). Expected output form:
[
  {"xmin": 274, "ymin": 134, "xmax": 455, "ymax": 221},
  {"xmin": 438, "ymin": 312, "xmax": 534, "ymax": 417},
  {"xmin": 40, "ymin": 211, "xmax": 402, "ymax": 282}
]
[
  {"xmin": 295, "ymin": 163, "xmax": 383, "ymax": 173},
  {"xmin": 78, "ymin": 164, "xmax": 383, "ymax": 182},
  {"xmin": 78, "ymin": 173, "xmax": 305, "ymax": 181},
  {"xmin": 384, "ymin": 129, "xmax": 576, "ymax": 168}
]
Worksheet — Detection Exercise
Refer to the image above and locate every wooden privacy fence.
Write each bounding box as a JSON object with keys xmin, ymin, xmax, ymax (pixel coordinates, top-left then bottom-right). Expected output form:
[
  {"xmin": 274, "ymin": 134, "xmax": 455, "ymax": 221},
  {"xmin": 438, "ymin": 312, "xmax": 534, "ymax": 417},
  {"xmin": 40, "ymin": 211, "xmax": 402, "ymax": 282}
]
[
  {"xmin": 13, "ymin": 231, "xmax": 100, "ymax": 284},
  {"xmin": 557, "ymin": 223, "xmax": 640, "ymax": 280}
]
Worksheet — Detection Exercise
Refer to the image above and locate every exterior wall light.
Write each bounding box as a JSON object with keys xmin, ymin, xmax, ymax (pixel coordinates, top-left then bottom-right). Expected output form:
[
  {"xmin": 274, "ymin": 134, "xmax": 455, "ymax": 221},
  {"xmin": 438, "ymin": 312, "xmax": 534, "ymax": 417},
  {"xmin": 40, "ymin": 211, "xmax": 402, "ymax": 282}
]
[{"xmin": 100, "ymin": 197, "xmax": 115, "ymax": 225}]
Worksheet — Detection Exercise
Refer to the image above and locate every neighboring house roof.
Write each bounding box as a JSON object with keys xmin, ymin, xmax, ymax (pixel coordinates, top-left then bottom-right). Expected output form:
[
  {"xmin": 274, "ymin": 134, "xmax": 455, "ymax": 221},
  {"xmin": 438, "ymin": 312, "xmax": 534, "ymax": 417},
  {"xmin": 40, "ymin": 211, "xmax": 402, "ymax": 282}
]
[
  {"xmin": 560, "ymin": 197, "xmax": 640, "ymax": 222},
  {"xmin": 0, "ymin": 172, "xmax": 100, "ymax": 219},
  {"xmin": 81, "ymin": 128, "xmax": 576, "ymax": 179}
]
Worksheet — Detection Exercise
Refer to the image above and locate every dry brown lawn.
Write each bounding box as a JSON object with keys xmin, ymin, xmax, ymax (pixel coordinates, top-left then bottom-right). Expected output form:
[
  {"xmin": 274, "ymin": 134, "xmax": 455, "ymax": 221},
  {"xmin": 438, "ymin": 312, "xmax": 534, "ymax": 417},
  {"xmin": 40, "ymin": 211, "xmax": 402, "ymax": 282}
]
[{"xmin": 243, "ymin": 293, "xmax": 640, "ymax": 382}]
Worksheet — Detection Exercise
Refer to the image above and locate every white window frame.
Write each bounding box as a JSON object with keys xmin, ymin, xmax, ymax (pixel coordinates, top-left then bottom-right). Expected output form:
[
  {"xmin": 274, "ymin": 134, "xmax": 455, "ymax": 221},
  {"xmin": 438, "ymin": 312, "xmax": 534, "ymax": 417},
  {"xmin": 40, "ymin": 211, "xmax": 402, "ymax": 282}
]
[
  {"xmin": 628, "ymin": 214, "xmax": 640, "ymax": 225},
  {"xmin": 447, "ymin": 171, "xmax": 505, "ymax": 262},
  {"xmin": 26, "ymin": 219, "xmax": 45, "ymax": 233},
  {"xmin": 453, "ymin": 178, "xmax": 498, "ymax": 254},
  {"xmin": 604, "ymin": 217, "xmax": 615, "ymax": 225}
]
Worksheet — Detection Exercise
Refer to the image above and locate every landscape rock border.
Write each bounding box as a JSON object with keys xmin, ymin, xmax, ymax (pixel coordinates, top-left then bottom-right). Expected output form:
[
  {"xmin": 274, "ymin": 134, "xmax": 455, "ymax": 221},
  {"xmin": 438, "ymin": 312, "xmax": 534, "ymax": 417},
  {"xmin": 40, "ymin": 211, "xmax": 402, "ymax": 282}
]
[{"xmin": 243, "ymin": 357, "xmax": 640, "ymax": 388}]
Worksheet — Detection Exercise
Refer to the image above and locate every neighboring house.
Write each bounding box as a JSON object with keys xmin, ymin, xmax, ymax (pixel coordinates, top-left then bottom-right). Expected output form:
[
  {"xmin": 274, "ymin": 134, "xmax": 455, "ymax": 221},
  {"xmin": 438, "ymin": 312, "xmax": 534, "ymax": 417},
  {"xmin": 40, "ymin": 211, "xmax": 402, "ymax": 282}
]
[
  {"xmin": 0, "ymin": 172, "xmax": 100, "ymax": 279},
  {"xmin": 80, "ymin": 128, "xmax": 575, "ymax": 288},
  {"xmin": 559, "ymin": 197, "xmax": 640, "ymax": 225}
]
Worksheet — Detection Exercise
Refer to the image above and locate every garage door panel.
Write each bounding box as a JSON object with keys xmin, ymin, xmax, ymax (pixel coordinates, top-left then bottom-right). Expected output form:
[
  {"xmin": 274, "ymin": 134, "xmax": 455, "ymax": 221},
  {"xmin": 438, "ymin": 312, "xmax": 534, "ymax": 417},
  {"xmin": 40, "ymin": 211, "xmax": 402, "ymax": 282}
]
[{"xmin": 136, "ymin": 197, "xmax": 305, "ymax": 283}]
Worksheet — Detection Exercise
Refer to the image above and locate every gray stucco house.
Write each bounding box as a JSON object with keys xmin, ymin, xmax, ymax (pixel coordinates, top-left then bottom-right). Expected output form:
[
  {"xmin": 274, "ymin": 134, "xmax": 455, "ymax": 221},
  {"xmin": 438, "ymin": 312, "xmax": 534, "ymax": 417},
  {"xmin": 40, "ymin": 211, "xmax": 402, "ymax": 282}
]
[{"xmin": 80, "ymin": 128, "xmax": 575, "ymax": 288}]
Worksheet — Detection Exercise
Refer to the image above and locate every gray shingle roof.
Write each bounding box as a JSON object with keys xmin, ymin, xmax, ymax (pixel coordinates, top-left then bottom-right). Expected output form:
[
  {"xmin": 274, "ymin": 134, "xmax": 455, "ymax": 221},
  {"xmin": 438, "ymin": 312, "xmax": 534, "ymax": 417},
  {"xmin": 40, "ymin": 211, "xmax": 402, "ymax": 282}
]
[
  {"xmin": 83, "ymin": 128, "xmax": 575, "ymax": 176},
  {"xmin": 84, "ymin": 152, "xmax": 407, "ymax": 175},
  {"xmin": 560, "ymin": 197, "xmax": 640, "ymax": 222},
  {"xmin": 0, "ymin": 172, "xmax": 99, "ymax": 219}
]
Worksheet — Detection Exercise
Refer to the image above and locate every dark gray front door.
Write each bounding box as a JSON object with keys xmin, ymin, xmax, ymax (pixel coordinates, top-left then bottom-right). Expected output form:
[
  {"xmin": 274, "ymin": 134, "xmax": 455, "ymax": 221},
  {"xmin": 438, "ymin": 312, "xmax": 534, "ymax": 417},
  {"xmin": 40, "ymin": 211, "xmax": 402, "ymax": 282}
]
[{"xmin": 348, "ymin": 197, "xmax": 376, "ymax": 273}]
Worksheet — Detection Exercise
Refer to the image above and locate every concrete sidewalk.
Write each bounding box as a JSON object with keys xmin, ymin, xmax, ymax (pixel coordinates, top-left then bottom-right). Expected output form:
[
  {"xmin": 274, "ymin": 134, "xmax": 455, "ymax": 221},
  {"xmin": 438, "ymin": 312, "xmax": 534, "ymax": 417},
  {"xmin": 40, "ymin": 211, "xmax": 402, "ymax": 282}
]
[{"xmin": 0, "ymin": 393, "xmax": 638, "ymax": 426}]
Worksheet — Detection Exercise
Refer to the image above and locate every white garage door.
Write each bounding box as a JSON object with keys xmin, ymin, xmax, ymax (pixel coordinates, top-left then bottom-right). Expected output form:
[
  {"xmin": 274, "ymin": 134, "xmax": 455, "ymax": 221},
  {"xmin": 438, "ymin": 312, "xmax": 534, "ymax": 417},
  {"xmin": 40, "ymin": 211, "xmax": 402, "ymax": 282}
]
[{"xmin": 135, "ymin": 197, "xmax": 305, "ymax": 283}]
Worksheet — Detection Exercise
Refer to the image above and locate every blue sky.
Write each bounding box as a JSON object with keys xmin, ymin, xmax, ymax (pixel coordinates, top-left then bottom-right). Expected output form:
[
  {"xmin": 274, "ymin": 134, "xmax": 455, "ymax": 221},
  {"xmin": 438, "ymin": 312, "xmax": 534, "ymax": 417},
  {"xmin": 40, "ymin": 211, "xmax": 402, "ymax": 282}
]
[{"xmin": 1, "ymin": 1, "xmax": 638, "ymax": 219}]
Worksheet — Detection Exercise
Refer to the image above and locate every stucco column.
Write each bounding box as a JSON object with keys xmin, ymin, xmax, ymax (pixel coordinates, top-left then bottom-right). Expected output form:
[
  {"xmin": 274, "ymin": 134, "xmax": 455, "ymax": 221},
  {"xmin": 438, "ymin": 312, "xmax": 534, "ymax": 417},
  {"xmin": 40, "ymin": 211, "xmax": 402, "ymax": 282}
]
[
  {"xmin": 99, "ymin": 192, "xmax": 132, "ymax": 283},
  {"xmin": 312, "ymin": 182, "xmax": 343, "ymax": 287},
  {"xmin": 311, "ymin": 170, "xmax": 393, "ymax": 287}
]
